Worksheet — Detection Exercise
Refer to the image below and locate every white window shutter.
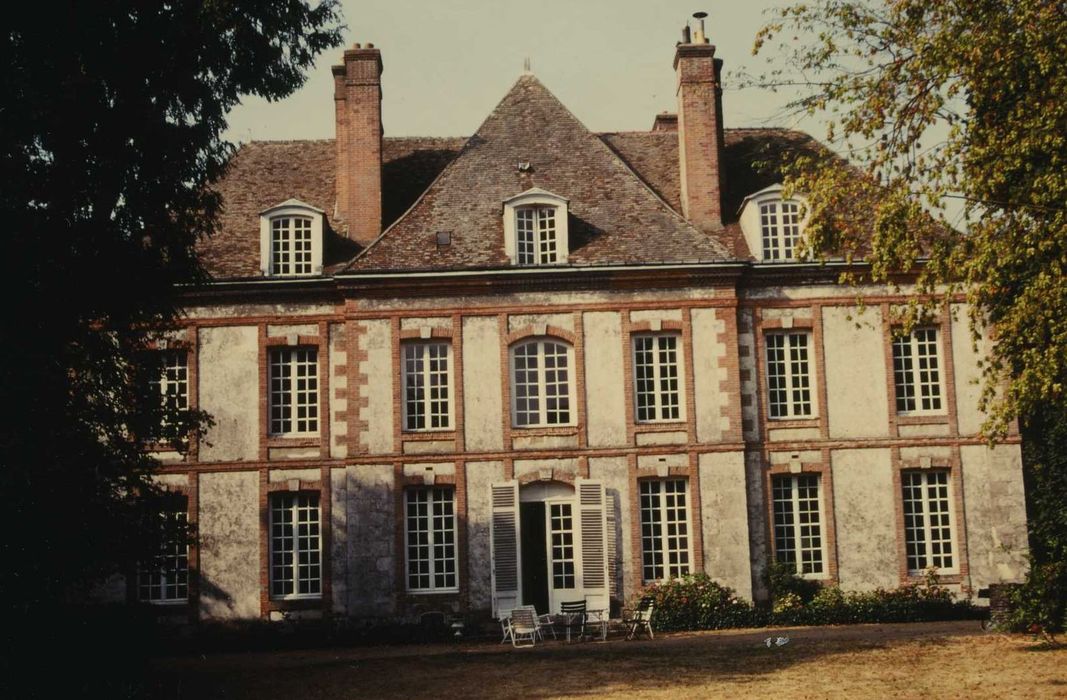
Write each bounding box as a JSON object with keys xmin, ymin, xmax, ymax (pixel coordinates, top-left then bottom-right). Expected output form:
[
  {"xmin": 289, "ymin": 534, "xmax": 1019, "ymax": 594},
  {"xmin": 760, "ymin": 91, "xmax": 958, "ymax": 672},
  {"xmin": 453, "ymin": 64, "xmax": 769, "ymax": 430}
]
[
  {"xmin": 576, "ymin": 478, "xmax": 609, "ymax": 611},
  {"xmin": 605, "ymin": 491, "xmax": 618, "ymax": 600},
  {"xmin": 489, "ymin": 481, "xmax": 521, "ymax": 618}
]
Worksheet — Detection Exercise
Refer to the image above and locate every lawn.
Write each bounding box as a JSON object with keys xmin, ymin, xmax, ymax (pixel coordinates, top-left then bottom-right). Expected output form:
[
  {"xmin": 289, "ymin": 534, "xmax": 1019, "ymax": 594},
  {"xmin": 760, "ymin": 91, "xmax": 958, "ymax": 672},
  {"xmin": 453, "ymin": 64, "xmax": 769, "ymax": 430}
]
[{"xmin": 149, "ymin": 621, "xmax": 1066, "ymax": 699}]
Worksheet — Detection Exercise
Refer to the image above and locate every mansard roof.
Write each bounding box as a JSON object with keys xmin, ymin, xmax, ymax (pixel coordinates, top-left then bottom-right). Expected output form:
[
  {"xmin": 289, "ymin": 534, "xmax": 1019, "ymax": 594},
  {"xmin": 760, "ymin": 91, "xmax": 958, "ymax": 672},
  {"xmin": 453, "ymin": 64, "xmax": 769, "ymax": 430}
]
[{"xmin": 198, "ymin": 76, "xmax": 825, "ymax": 279}]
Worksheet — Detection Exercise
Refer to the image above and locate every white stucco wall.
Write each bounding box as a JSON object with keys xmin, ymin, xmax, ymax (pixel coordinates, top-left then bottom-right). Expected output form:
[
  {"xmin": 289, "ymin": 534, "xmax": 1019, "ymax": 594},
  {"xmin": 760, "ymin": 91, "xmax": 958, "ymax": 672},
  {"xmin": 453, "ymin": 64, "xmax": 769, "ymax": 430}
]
[
  {"xmin": 951, "ymin": 304, "xmax": 990, "ymax": 436},
  {"xmin": 462, "ymin": 316, "xmax": 504, "ymax": 452},
  {"xmin": 465, "ymin": 460, "xmax": 506, "ymax": 611},
  {"xmin": 198, "ymin": 470, "xmax": 260, "ymax": 619},
  {"xmin": 582, "ymin": 311, "xmax": 627, "ymax": 447},
  {"xmin": 692, "ymin": 308, "xmax": 727, "ymax": 443},
  {"xmin": 823, "ymin": 306, "xmax": 890, "ymax": 439},
  {"xmin": 831, "ymin": 448, "xmax": 899, "ymax": 591},
  {"xmin": 330, "ymin": 466, "xmax": 348, "ymax": 614},
  {"xmin": 699, "ymin": 451, "xmax": 753, "ymax": 599},
  {"xmin": 345, "ymin": 464, "xmax": 396, "ymax": 615},
  {"xmin": 960, "ymin": 444, "xmax": 1029, "ymax": 584},
  {"xmin": 198, "ymin": 326, "xmax": 259, "ymax": 462},
  {"xmin": 359, "ymin": 320, "xmax": 394, "ymax": 455}
]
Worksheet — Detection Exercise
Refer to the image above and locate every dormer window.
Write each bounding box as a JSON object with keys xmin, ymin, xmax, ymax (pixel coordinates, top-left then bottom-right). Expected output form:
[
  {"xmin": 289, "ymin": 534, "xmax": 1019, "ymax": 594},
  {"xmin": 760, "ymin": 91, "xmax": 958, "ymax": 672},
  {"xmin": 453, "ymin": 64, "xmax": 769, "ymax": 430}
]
[
  {"xmin": 503, "ymin": 188, "xmax": 569, "ymax": 266},
  {"xmin": 738, "ymin": 184, "xmax": 809, "ymax": 263},
  {"xmin": 516, "ymin": 206, "xmax": 558, "ymax": 265},
  {"xmin": 259, "ymin": 199, "xmax": 325, "ymax": 277},
  {"xmin": 760, "ymin": 199, "xmax": 802, "ymax": 261}
]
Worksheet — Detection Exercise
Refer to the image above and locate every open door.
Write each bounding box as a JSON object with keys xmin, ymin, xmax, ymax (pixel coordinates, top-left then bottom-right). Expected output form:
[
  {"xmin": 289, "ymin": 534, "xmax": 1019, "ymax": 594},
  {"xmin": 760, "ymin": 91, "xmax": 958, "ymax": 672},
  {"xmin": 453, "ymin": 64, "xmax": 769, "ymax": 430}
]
[
  {"xmin": 490, "ymin": 481, "xmax": 520, "ymax": 618},
  {"xmin": 576, "ymin": 478, "xmax": 609, "ymax": 612}
]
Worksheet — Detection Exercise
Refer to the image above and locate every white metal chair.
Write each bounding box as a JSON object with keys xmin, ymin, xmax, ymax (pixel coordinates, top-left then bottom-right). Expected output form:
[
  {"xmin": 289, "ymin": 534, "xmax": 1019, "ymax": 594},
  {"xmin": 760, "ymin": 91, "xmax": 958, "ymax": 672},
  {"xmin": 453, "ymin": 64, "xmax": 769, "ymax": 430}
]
[
  {"xmin": 626, "ymin": 597, "xmax": 655, "ymax": 640},
  {"xmin": 508, "ymin": 607, "xmax": 539, "ymax": 647},
  {"xmin": 500, "ymin": 605, "xmax": 556, "ymax": 643}
]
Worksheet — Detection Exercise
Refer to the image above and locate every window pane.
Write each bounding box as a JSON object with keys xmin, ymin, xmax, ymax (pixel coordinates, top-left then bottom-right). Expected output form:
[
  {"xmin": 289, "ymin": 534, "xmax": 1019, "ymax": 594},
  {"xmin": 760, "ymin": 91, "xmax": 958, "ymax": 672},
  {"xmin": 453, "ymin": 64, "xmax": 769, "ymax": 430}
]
[{"xmin": 640, "ymin": 480, "xmax": 690, "ymax": 581}]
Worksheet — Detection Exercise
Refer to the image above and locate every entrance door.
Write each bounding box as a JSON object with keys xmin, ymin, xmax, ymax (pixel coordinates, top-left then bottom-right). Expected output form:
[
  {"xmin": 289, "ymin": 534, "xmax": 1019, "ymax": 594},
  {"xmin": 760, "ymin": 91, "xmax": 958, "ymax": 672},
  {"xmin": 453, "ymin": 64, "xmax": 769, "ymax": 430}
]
[
  {"xmin": 519, "ymin": 502, "xmax": 548, "ymax": 615},
  {"xmin": 545, "ymin": 499, "xmax": 578, "ymax": 614}
]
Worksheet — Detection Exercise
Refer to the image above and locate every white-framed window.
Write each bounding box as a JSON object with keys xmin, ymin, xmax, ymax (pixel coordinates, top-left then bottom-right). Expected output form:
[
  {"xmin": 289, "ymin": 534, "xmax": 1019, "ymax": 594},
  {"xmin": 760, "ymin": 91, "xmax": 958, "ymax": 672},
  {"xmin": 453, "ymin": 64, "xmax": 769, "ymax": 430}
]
[
  {"xmin": 516, "ymin": 207, "xmax": 558, "ymax": 265},
  {"xmin": 772, "ymin": 474, "xmax": 825, "ymax": 576},
  {"xmin": 137, "ymin": 498, "xmax": 189, "ymax": 604},
  {"xmin": 259, "ymin": 199, "xmax": 324, "ymax": 277},
  {"xmin": 632, "ymin": 333, "xmax": 683, "ymax": 422},
  {"xmin": 759, "ymin": 199, "xmax": 802, "ymax": 261},
  {"xmin": 270, "ymin": 216, "xmax": 313, "ymax": 275},
  {"xmin": 269, "ymin": 347, "xmax": 319, "ymax": 436},
  {"xmin": 765, "ymin": 332, "xmax": 815, "ymax": 419},
  {"xmin": 150, "ymin": 350, "xmax": 189, "ymax": 414},
  {"xmin": 405, "ymin": 487, "xmax": 458, "ymax": 592},
  {"xmin": 639, "ymin": 479, "xmax": 690, "ymax": 582},
  {"xmin": 502, "ymin": 188, "xmax": 570, "ymax": 265},
  {"xmin": 402, "ymin": 342, "xmax": 452, "ymax": 431},
  {"xmin": 901, "ymin": 470, "xmax": 956, "ymax": 574},
  {"xmin": 892, "ymin": 328, "xmax": 944, "ymax": 414},
  {"xmin": 549, "ymin": 502, "xmax": 577, "ymax": 590},
  {"xmin": 269, "ymin": 491, "xmax": 322, "ymax": 599},
  {"xmin": 510, "ymin": 338, "xmax": 574, "ymax": 427}
]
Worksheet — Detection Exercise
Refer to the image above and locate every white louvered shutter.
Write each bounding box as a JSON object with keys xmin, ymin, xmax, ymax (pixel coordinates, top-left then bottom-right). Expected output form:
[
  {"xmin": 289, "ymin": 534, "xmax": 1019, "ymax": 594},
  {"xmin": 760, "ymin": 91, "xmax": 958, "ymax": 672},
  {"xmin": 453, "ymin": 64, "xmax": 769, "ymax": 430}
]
[
  {"xmin": 576, "ymin": 479, "xmax": 609, "ymax": 611},
  {"xmin": 605, "ymin": 490, "xmax": 618, "ymax": 600},
  {"xmin": 489, "ymin": 481, "xmax": 521, "ymax": 618}
]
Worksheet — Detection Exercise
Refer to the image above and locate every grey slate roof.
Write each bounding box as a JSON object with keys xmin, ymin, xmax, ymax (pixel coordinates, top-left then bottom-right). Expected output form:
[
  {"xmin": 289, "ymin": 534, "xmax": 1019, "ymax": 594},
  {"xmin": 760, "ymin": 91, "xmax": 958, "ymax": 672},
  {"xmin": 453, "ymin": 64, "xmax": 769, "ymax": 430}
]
[{"xmin": 198, "ymin": 75, "xmax": 826, "ymax": 279}]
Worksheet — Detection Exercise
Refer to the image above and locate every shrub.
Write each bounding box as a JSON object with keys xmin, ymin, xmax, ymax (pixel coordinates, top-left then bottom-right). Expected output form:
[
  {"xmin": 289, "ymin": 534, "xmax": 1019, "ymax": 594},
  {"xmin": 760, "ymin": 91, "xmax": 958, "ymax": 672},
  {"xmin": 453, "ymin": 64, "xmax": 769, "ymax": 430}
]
[
  {"xmin": 1008, "ymin": 560, "xmax": 1067, "ymax": 638},
  {"xmin": 640, "ymin": 573, "xmax": 761, "ymax": 632}
]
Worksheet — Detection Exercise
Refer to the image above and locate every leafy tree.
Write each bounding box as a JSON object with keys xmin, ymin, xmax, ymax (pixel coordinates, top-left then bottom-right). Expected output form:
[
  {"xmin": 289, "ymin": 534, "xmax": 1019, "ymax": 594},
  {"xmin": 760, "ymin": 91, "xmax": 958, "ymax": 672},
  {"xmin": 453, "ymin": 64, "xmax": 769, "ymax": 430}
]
[
  {"xmin": 1, "ymin": 0, "xmax": 342, "ymax": 687},
  {"xmin": 751, "ymin": 0, "xmax": 1066, "ymax": 438}
]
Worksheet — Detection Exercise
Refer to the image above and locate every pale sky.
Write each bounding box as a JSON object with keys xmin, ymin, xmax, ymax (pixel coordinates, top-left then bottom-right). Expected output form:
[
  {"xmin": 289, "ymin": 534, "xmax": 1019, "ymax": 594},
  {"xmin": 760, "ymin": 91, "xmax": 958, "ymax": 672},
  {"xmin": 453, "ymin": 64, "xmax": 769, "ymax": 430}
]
[{"xmin": 223, "ymin": 1, "xmax": 823, "ymax": 144}]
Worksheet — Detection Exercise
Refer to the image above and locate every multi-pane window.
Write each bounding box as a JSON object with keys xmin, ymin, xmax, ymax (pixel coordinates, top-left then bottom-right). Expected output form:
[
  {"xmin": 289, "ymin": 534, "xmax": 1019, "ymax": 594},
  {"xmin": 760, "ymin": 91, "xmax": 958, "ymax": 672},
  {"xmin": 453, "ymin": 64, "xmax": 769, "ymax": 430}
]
[
  {"xmin": 632, "ymin": 334, "xmax": 682, "ymax": 422},
  {"xmin": 639, "ymin": 480, "xmax": 690, "ymax": 581},
  {"xmin": 549, "ymin": 502, "xmax": 576, "ymax": 589},
  {"xmin": 511, "ymin": 339, "xmax": 572, "ymax": 427},
  {"xmin": 147, "ymin": 350, "xmax": 188, "ymax": 437},
  {"xmin": 772, "ymin": 474, "xmax": 825, "ymax": 576},
  {"xmin": 270, "ymin": 216, "xmax": 313, "ymax": 275},
  {"xmin": 760, "ymin": 199, "xmax": 802, "ymax": 261},
  {"xmin": 516, "ymin": 207, "xmax": 558, "ymax": 265},
  {"xmin": 137, "ymin": 499, "xmax": 189, "ymax": 604},
  {"xmin": 269, "ymin": 492, "xmax": 322, "ymax": 598},
  {"xmin": 901, "ymin": 470, "xmax": 956, "ymax": 573},
  {"xmin": 765, "ymin": 332, "xmax": 814, "ymax": 418},
  {"xmin": 402, "ymin": 342, "xmax": 452, "ymax": 431},
  {"xmin": 892, "ymin": 328, "xmax": 944, "ymax": 414},
  {"xmin": 269, "ymin": 347, "xmax": 318, "ymax": 436},
  {"xmin": 405, "ymin": 488, "xmax": 458, "ymax": 592}
]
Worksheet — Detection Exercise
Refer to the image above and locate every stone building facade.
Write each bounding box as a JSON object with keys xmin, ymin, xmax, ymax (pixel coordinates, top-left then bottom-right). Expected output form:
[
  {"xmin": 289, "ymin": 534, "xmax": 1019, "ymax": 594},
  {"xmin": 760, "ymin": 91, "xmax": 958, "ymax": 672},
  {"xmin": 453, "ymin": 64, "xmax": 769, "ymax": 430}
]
[{"xmin": 128, "ymin": 34, "xmax": 1029, "ymax": 623}]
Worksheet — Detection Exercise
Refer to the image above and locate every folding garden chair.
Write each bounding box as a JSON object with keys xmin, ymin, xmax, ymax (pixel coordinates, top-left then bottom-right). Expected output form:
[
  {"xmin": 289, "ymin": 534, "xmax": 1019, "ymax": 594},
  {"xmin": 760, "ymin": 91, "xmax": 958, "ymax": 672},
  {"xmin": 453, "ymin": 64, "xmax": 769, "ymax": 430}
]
[
  {"xmin": 626, "ymin": 597, "xmax": 655, "ymax": 640},
  {"xmin": 508, "ymin": 607, "xmax": 539, "ymax": 647}
]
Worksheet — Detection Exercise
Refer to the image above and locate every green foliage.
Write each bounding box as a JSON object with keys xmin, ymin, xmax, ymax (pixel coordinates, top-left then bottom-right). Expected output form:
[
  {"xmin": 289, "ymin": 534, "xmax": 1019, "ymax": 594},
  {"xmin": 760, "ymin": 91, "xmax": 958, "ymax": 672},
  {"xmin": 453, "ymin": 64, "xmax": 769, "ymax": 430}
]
[
  {"xmin": 641, "ymin": 574, "xmax": 762, "ymax": 632},
  {"xmin": 1, "ymin": 0, "xmax": 343, "ymax": 690},
  {"xmin": 642, "ymin": 570, "xmax": 977, "ymax": 633},
  {"xmin": 751, "ymin": 0, "xmax": 1067, "ymax": 438},
  {"xmin": 1009, "ymin": 561, "xmax": 1067, "ymax": 638},
  {"xmin": 767, "ymin": 562, "xmax": 822, "ymax": 608}
]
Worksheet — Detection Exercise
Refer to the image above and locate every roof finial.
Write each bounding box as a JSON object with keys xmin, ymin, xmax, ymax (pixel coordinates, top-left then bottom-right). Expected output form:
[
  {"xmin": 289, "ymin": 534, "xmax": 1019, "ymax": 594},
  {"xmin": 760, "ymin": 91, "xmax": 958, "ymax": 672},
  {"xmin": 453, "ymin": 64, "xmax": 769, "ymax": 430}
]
[{"xmin": 523, "ymin": 57, "xmax": 532, "ymax": 75}]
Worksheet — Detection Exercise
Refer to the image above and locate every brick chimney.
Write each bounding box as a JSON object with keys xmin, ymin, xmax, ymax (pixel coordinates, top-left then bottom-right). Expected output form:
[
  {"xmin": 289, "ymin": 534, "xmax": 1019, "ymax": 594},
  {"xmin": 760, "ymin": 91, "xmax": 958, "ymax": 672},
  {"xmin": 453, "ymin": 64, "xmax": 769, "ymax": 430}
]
[
  {"xmin": 332, "ymin": 44, "xmax": 383, "ymax": 245},
  {"xmin": 674, "ymin": 22, "xmax": 726, "ymax": 231}
]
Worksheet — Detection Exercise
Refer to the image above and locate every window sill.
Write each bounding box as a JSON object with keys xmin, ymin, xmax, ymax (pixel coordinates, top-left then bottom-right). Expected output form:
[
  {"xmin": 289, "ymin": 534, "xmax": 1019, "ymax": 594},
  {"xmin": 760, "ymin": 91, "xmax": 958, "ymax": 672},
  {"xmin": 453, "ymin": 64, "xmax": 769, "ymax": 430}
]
[
  {"xmin": 402, "ymin": 429, "xmax": 457, "ymax": 440},
  {"xmin": 766, "ymin": 417, "xmax": 820, "ymax": 428},
  {"xmin": 896, "ymin": 414, "xmax": 949, "ymax": 425},
  {"xmin": 405, "ymin": 588, "xmax": 460, "ymax": 596},
  {"xmin": 510, "ymin": 425, "xmax": 579, "ymax": 437},
  {"xmin": 634, "ymin": 421, "xmax": 686, "ymax": 431},
  {"xmin": 266, "ymin": 596, "xmax": 323, "ymax": 612},
  {"xmin": 266, "ymin": 435, "xmax": 320, "ymax": 448}
]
